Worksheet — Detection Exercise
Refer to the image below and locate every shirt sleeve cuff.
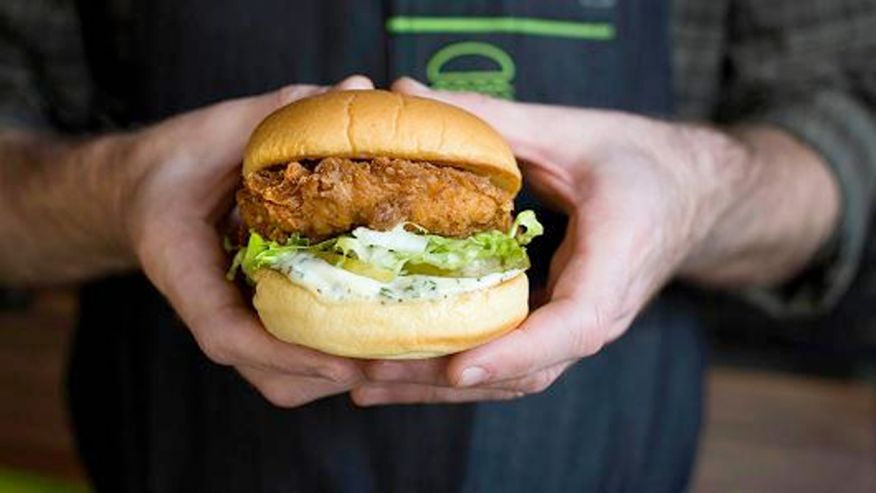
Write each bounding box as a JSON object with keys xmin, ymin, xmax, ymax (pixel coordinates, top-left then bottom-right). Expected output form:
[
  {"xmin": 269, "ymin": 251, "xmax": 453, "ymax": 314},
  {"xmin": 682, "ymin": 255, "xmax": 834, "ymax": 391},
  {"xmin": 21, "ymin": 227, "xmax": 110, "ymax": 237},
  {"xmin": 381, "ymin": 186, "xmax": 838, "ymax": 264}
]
[{"xmin": 741, "ymin": 90, "xmax": 876, "ymax": 317}]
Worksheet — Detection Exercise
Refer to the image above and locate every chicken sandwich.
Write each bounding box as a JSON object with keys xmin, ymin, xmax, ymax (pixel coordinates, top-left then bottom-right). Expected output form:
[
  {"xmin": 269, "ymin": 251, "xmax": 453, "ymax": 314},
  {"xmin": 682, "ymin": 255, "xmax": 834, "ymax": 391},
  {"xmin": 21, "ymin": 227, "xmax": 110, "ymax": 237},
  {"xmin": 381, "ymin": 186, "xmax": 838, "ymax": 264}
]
[{"xmin": 229, "ymin": 90, "xmax": 542, "ymax": 359}]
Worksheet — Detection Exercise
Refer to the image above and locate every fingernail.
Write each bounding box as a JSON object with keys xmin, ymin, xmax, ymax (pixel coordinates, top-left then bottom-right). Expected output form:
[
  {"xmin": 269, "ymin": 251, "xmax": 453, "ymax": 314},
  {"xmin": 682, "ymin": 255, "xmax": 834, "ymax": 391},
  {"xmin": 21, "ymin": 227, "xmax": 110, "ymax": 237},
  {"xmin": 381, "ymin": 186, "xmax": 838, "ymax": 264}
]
[
  {"xmin": 395, "ymin": 77, "xmax": 429, "ymax": 91},
  {"xmin": 458, "ymin": 367, "xmax": 488, "ymax": 387},
  {"xmin": 338, "ymin": 74, "xmax": 374, "ymax": 90}
]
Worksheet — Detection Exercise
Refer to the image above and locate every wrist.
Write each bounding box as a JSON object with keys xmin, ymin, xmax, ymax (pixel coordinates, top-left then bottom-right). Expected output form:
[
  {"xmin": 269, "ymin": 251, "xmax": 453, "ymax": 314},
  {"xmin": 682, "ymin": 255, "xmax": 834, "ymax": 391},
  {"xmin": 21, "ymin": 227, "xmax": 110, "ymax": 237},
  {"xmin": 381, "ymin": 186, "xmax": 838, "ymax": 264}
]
[
  {"xmin": 680, "ymin": 125, "xmax": 841, "ymax": 287},
  {"xmin": 67, "ymin": 132, "xmax": 142, "ymax": 270},
  {"xmin": 669, "ymin": 124, "xmax": 762, "ymax": 278},
  {"xmin": 0, "ymin": 130, "xmax": 141, "ymax": 284}
]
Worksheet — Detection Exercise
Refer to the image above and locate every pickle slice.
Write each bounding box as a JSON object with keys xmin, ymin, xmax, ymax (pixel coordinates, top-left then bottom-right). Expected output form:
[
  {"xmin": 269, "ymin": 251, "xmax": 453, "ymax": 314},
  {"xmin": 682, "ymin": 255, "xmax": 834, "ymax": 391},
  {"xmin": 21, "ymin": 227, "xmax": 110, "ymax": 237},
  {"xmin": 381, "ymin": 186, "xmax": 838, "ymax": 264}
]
[
  {"xmin": 403, "ymin": 263, "xmax": 459, "ymax": 277},
  {"xmin": 314, "ymin": 252, "xmax": 396, "ymax": 283}
]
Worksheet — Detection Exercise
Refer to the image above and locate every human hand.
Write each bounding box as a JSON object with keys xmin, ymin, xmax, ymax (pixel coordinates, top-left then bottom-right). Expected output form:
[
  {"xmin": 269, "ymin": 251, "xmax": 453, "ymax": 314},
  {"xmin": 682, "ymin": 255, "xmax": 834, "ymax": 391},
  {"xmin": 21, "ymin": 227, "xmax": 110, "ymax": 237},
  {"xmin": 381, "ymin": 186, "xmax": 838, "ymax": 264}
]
[
  {"xmin": 118, "ymin": 76, "xmax": 375, "ymax": 407},
  {"xmin": 353, "ymin": 78, "xmax": 752, "ymax": 404}
]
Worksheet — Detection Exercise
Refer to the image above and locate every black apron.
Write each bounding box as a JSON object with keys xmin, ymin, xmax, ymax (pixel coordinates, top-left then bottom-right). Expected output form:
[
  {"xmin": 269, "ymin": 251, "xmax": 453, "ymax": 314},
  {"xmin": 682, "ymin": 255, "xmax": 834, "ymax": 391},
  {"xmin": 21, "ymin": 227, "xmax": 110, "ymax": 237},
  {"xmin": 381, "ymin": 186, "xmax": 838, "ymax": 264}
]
[{"xmin": 70, "ymin": 1, "xmax": 703, "ymax": 492}]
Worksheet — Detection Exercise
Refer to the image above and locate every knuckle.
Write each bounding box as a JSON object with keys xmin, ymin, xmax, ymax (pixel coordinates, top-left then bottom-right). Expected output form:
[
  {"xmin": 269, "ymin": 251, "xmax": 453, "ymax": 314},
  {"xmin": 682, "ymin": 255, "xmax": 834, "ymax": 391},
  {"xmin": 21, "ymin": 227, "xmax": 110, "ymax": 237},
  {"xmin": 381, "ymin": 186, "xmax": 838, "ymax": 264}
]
[
  {"xmin": 321, "ymin": 364, "xmax": 362, "ymax": 386},
  {"xmin": 303, "ymin": 361, "xmax": 361, "ymax": 386},
  {"xmin": 246, "ymin": 372, "xmax": 316, "ymax": 409},
  {"xmin": 256, "ymin": 376, "xmax": 327, "ymax": 409},
  {"xmin": 349, "ymin": 389, "xmax": 372, "ymax": 407},
  {"xmin": 197, "ymin": 332, "xmax": 234, "ymax": 366},
  {"xmin": 337, "ymin": 74, "xmax": 373, "ymax": 89},
  {"xmin": 584, "ymin": 338, "xmax": 605, "ymax": 357},
  {"xmin": 572, "ymin": 309, "xmax": 608, "ymax": 358},
  {"xmin": 519, "ymin": 369, "xmax": 557, "ymax": 395},
  {"xmin": 260, "ymin": 385, "xmax": 302, "ymax": 409},
  {"xmin": 573, "ymin": 329, "xmax": 605, "ymax": 358}
]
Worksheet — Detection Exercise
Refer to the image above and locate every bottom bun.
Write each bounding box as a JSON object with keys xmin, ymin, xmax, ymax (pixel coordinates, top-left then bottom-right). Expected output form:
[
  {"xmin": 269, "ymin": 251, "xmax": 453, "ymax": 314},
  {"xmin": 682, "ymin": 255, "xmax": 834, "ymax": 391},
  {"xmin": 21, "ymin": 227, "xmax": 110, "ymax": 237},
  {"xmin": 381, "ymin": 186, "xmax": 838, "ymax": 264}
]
[{"xmin": 252, "ymin": 269, "xmax": 529, "ymax": 359}]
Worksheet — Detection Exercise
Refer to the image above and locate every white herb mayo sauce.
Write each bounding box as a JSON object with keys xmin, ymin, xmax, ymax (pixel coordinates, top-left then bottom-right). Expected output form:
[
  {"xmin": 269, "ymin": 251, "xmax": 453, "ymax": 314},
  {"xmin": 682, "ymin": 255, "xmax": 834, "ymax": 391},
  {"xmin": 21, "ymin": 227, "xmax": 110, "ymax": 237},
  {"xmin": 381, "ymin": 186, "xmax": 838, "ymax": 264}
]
[{"xmin": 273, "ymin": 253, "xmax": 521, "ymax": 302}]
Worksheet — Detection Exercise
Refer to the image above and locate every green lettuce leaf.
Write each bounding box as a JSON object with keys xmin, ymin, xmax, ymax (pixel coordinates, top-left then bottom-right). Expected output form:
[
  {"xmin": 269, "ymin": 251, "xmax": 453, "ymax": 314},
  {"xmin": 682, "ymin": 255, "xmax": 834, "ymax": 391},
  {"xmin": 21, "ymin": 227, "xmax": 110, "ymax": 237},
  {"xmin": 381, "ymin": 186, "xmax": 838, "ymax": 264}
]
[
  {"xmin": 227, "ymin": 210, "xmax": 544, "ymax": 282},
  {"xmin": 509, "ymin": 210, "xmax": 544, "ymax": 245}
]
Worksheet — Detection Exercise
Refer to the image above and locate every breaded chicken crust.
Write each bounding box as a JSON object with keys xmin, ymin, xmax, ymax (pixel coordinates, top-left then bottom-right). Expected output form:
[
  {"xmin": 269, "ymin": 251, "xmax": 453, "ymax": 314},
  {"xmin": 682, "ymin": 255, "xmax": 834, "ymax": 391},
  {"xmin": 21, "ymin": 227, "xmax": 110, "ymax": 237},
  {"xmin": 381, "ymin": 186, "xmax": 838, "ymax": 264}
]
[{"xmin": 237, "ymin": 157, "xmax": 514, "ymax": 242}]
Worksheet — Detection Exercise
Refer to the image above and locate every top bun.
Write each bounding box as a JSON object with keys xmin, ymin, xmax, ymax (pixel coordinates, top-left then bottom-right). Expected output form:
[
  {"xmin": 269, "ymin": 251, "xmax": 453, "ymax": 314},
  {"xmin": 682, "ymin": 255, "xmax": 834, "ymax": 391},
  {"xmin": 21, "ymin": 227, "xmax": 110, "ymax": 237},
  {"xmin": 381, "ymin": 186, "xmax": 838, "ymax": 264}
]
[{"xmin": 243, "ymin": 90, "xmax": 521, "ymax": 194}]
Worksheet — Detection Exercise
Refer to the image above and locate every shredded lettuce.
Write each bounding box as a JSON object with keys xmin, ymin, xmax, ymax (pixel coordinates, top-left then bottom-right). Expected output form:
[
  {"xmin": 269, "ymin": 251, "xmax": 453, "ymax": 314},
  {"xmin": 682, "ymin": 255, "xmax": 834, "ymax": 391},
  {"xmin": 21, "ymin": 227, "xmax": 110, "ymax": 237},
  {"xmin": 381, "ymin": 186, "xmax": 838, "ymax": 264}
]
[
  {"xmin": 509, "ymin": 210, "xmax": 544, "ymax": 245},
  {"xmin": 227, "ymin": 210, "xmax": 544, "ymax": 282}
]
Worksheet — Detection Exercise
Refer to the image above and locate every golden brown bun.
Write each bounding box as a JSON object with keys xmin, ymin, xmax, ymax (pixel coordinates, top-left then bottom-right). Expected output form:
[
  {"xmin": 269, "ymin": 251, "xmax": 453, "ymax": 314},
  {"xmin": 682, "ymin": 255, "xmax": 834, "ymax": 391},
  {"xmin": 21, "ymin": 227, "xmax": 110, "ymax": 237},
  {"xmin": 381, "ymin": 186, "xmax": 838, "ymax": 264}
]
[
  {"xmin": 244, "ymin": 90, "xmax": 521, "ymax": 194},
  {"xmin": 251, "ymin": 269, "xmax": 528, "ymax": 359}
]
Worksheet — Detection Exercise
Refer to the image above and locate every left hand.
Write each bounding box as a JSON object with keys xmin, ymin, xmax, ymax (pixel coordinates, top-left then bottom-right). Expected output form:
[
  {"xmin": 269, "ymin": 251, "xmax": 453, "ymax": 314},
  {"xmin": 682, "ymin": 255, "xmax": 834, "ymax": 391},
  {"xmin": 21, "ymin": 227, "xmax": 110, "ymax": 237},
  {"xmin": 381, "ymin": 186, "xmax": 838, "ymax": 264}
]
[{"xmin": 351, "ymin": 78, "xmax": 750, "ymax": 405}]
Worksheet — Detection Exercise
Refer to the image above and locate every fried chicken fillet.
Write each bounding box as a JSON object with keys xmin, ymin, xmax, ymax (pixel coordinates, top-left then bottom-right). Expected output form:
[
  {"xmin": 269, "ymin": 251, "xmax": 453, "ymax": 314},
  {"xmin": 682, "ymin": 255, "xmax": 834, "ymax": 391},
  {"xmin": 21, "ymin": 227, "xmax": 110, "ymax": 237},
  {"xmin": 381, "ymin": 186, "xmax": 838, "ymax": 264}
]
[{"xmin": 237, "ymin": 156, "xmax": 514, "ymax": 242}]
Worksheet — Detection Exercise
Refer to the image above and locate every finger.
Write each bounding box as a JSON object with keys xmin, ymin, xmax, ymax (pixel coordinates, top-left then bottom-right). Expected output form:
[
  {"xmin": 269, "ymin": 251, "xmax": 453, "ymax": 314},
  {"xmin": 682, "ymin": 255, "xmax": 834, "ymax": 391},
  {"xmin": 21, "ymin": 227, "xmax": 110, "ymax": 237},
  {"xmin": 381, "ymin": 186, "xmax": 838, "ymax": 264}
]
[
  {"xmin": 390, "ymin": 77, "xmax": 593, "ymax": 164},
  {"xmin": 334, "ymin": 74, "xmax": 375, "ymax": 90},
  {"xmin": 182, "ymin": 77, "xmax": 367, "ymax": 167},
  {"xmin": 363, "ymin": 357, "xmax": 451, "ymax": 386},
  {"xmin": 365, "ymin": 358, "xmax": 575, "ymax": 396},
  {"xmin": 363, "ymin": 222, "xmax": 591, "ymax": 390},
  {"xmin": 272, "ymin": 83, "xmax": 328, "ymax": 107},
  {"xmin": 351, "ymin": 383, "xmax": 522, "ymax": 406},
  {"xmin": 545, "ymin": 213, "xmax": 580, "ymax": 297},
  {"xmin": 445, "ymin": 296, "xmax": 601, "ymax": 388},
  {"xmin": 154, "ymin": 83, "xmax": 327, "ymax": 171},
  {"xmin": 139, "ymin": 219, "xmax": 363, "ymax": 384},
  {"xmin": 195, "ymin": 83, "xmax": 326, "ymax": 136},
  {"xmin": 446, "ymin": 208, "xmax": 646, "ymax": 388},
  {"xmin": 238, "ymin": 366, "xmax": 352, "ymax": 408},
  {"xmin": 390, "ymin": 77, "xmax": 581, "ymax": 206},
  {"xmin": 464, "ymin": 361, "xmax": 574, "ymax": 394}
]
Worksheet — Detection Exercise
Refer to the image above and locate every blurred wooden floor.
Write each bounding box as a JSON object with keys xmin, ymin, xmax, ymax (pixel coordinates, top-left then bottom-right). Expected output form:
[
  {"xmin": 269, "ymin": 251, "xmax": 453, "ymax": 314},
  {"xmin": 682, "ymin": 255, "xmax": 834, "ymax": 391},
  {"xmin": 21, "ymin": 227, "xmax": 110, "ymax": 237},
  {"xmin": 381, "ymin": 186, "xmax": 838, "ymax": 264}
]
[
  {"xmin": 0, "ymin": 290, "xmax": 84, "ymax": 483},
  {"xmin": 1, "ymin": 290, "xmax": 875, "ymax": 492},
  {"xmin": 694, "ymin": 369, "xmax": 876, "ymax": 492}
]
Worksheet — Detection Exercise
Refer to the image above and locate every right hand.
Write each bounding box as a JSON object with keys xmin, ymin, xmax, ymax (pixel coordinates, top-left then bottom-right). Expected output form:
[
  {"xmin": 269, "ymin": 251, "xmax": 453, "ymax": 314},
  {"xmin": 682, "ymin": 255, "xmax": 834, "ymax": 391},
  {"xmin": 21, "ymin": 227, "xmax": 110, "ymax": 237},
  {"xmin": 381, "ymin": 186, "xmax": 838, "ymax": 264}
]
[{"xmin": 115, "ymin": 76, "xmax": 374, "ymax": 407}]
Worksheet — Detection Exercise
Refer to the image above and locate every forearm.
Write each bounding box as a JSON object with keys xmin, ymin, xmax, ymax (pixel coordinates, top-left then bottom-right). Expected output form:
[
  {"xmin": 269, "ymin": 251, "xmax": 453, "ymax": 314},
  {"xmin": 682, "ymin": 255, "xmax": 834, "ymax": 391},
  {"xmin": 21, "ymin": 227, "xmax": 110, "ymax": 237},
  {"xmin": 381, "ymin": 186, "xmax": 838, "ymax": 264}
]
[
  {"xmin": 0, "ymin": 130, "xmax": 135, "ymax": 286},
  {"xmin": 680, "ymin": 125, "xmax": 841, "ymax": 288}
]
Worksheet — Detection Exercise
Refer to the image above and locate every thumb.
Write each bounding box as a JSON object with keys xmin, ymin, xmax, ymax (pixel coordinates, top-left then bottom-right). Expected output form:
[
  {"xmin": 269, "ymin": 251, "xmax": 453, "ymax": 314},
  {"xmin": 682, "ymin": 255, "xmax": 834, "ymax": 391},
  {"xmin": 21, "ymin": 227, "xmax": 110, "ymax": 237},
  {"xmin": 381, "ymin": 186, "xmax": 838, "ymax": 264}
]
[
  {"xmin": 174, "ymin": 76, "xmax": 375, "ymax": 164},
  {"xmin": 176, "ymin": 83, "xmax": 325, "ymax": 142}
]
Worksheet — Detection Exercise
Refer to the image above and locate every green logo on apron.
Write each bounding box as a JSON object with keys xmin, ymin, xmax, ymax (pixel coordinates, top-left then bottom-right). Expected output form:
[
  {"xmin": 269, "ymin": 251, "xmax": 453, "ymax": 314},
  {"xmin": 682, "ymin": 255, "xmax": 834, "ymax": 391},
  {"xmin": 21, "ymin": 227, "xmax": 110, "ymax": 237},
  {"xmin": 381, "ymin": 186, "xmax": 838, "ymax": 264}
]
[{"xmin": 426, "ymin": 42, "xmax": 516, "ymax": 100}]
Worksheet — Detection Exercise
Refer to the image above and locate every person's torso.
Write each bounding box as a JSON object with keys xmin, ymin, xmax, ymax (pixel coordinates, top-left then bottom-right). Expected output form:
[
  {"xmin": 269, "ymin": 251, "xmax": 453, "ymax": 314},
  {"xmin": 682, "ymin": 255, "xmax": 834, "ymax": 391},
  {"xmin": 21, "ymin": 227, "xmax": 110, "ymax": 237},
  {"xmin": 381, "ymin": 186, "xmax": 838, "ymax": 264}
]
[{"xmin": 70, "ymin": 2, "xmax": 703, "ymax": 492}]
